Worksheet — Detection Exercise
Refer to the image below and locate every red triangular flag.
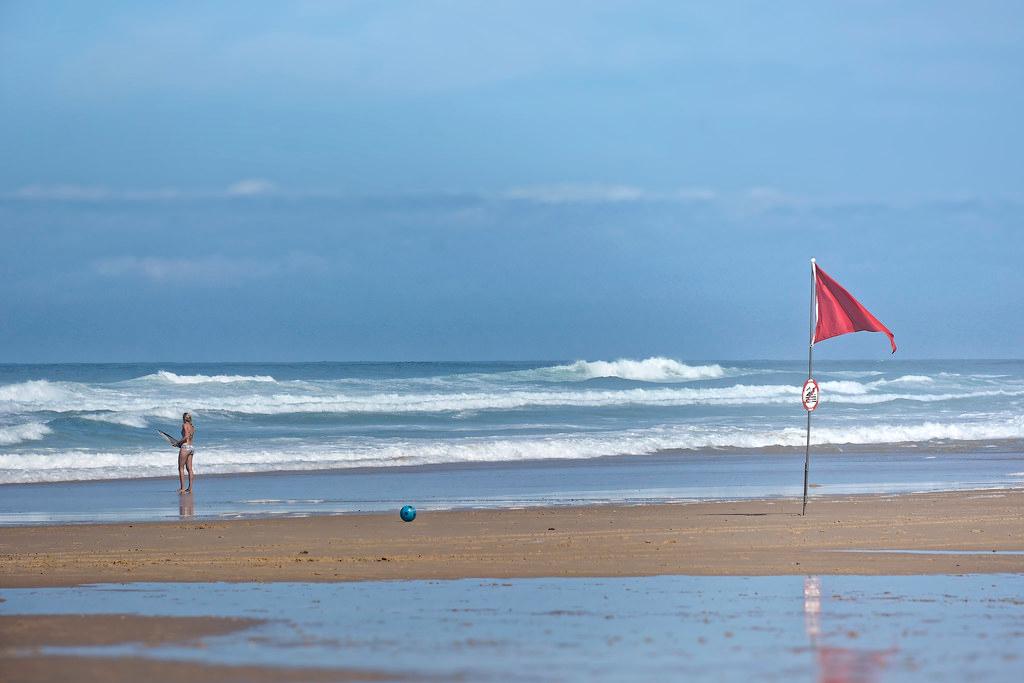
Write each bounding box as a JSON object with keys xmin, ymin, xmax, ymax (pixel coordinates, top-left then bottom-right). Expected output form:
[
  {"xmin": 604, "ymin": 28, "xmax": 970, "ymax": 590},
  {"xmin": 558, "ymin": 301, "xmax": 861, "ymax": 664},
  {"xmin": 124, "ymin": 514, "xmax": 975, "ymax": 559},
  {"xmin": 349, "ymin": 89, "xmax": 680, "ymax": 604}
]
[{"xmin": 813, "ymin": 263, "xmax": 896, "ymax": 353}]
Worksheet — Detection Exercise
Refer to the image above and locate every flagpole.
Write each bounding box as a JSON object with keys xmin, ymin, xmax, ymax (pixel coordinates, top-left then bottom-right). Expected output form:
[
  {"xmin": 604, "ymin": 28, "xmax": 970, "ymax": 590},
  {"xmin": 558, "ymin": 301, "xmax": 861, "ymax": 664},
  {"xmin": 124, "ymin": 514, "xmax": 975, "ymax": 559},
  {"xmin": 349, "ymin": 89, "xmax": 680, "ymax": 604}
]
[{"xmin": 802, "ymin": 258, "xmax": 816, "ymax": 515}]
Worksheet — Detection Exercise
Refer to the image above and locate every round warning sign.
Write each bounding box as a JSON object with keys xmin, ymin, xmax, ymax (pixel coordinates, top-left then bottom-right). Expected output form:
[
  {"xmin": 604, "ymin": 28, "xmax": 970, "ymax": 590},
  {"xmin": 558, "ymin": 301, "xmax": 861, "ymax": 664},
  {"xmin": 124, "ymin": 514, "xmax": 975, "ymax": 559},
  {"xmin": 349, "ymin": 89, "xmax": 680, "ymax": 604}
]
[{"xmin": 802, "ymin": 378, "xmax": 820, "ymax": 411}]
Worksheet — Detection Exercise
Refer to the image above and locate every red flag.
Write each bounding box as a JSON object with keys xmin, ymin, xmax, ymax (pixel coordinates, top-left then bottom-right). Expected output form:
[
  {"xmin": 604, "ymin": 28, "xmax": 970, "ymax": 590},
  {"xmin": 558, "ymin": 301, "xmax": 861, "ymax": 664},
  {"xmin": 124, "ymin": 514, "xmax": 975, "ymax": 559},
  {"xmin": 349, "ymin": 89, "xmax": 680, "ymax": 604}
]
[{"xmin": 813, "ymin": 263, "xmax": 896, "ymax": 353}]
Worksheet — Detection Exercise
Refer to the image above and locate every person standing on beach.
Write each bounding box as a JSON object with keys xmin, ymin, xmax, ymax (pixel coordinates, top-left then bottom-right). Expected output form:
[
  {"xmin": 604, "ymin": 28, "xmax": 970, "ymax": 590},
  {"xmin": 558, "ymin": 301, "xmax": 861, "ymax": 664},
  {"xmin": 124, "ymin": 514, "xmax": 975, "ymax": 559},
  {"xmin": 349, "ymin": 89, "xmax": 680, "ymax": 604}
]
[{"xmin": 177, "ymin": 412, "xmax": 195, "ymax": 493}]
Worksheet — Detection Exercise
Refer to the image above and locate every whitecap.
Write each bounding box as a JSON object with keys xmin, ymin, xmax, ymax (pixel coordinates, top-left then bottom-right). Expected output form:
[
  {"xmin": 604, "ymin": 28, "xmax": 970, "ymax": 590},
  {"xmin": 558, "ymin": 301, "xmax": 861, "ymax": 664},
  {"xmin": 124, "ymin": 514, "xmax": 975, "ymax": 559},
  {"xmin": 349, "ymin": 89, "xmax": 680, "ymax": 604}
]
[
  {"xmin": 0, "ymin": 379, "xmax": 71, "ymax": 403},
  {"xmin": 533, "ymin": 357, "xmax": 726, "ymax": 382},
  {"xmin": 0, "ymin": 421, "xmax": 52, "ymax": 446},
  {"xmin": 4, "ymin": 416, "xmax": 1023, "ymax": 483},
  {"xmin": 871, "ymin": 375, "xmax": 935, "ymax": 386},
  {"xmin": 80, "ymin": 413, "xmax": 149, "ymax": 428},
  {"xmin": 818, "ymin": 380, "xmax": 871, "ymax": 395},
  {"xmin": 136, "ymin": 371, "xmax": 277, "ymax": 384},
  {"xmin": 1, "ymin": 372, "xmax": 1022, "ymax": 416}
]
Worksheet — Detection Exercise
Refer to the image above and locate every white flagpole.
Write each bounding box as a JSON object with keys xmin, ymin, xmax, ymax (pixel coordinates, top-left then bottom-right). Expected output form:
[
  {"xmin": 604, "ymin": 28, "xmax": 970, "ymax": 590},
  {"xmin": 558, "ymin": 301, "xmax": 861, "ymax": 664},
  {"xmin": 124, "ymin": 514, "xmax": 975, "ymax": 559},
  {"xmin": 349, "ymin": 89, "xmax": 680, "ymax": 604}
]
[{"xmin": 802, "ymin": 258, "xmax": 817, "ymax": 515}]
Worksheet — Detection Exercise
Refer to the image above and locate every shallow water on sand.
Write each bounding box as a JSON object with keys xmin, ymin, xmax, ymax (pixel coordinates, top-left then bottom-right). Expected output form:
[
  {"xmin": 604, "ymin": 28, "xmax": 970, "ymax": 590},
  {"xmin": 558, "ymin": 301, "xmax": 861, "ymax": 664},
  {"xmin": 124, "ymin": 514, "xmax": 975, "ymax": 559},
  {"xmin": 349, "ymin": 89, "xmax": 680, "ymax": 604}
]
[
  {"xmin": 1, "ymin": 450, "xmax": 1022, "ymax": 525},
  {"xmin": 3, "ymin": 575, "xmax": 1023, "ymax": 681}
]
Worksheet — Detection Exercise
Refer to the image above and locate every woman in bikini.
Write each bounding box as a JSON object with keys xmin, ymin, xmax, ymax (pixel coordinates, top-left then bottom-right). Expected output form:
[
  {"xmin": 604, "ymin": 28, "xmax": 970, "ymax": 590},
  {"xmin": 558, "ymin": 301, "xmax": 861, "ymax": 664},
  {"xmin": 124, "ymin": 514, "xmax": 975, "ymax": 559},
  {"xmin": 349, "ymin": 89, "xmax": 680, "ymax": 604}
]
[{"xmin": 177, "ymin": 412, "xmax": 195, "ymax": 493}]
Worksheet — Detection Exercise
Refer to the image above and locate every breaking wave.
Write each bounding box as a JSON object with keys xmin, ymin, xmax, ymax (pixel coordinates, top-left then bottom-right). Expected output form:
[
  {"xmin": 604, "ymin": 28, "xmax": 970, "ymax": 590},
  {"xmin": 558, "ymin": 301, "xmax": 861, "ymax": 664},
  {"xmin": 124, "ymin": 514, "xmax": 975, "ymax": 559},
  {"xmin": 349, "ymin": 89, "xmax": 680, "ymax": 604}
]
[
  {"xmin": 79, "ymin": 412, "xmax": 150, "ymax": 428},
  {"xmin": 872, "ymin": 374, "xmax": 935, "ymax": 386},
  {"xmin": 0, "ymin": 379, "xmax": 68, "ymax": 403},
  {"xmin": 2, "ymin": 376, "xmax": 1023, "ymax": 417},
  {"xmin": 3, "ymin": 417, "xmax": 1022, "ymax": 483},
  {"xmin": 0, "ymin": 422, "xmax": 52, "ymax": 446},
  {"xmin": 533, "ymin": 357, "xmax": 726, "ymax": 382},
  {"xmin": 137, "ymin": 371, "xmax": 277, "ymax": 384}
]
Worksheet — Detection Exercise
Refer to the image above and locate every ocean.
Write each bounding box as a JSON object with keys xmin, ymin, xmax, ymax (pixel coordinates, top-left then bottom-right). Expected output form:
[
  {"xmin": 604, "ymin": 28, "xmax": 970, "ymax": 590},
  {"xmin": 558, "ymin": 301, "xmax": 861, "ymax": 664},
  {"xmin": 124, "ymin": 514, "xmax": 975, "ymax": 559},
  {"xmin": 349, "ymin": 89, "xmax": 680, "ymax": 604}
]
[{"xmin": 1, "ymin": 358, "xmax": 1022, "ymax": 486}]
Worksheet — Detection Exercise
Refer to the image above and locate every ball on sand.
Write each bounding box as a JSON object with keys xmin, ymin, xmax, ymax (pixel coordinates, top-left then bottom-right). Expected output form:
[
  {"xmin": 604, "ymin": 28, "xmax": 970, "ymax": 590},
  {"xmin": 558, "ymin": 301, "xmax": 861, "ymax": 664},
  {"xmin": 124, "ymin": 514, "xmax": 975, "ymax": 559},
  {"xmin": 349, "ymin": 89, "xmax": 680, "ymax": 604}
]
[{"xmin": 400, "ymin": 505, "xmax": 416, "ymax": 522}]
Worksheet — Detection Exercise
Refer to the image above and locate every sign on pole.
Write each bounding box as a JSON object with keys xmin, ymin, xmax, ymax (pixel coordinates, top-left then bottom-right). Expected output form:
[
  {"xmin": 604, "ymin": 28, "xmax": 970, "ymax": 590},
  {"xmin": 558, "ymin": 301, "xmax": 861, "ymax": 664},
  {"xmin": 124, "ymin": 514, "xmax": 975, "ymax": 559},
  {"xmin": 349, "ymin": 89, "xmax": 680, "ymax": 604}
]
[{"xmin": 802, "ymin": 378, "xmax": 820, "ymax": 412}]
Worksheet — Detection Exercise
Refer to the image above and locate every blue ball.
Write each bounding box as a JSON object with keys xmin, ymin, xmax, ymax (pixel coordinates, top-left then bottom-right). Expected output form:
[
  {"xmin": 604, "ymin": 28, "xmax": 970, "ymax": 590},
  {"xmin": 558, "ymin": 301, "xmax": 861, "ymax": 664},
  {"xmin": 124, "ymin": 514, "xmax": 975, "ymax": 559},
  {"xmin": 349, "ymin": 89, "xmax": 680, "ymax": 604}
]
[{"xmin": 400, "ymin": 505, "xmax": 416, "ymax": 522}]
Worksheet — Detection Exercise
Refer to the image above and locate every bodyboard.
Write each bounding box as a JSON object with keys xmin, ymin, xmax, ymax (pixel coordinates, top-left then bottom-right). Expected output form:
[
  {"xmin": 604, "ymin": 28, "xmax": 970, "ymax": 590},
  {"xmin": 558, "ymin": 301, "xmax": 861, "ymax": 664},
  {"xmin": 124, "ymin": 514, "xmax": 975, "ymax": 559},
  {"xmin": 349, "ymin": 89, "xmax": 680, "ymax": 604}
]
[{"xmin": 157, "ymin": 429, "xmax": 181, "ymax": 448}]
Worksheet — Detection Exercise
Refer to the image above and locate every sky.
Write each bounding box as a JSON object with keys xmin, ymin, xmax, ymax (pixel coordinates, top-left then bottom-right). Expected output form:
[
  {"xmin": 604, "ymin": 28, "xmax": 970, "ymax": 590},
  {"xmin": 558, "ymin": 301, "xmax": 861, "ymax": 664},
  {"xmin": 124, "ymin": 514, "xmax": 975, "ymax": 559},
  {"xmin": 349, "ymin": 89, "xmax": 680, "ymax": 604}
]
[{"xmin": 1, "ymin": 1, "xmax": 1022, "ymax": 361}]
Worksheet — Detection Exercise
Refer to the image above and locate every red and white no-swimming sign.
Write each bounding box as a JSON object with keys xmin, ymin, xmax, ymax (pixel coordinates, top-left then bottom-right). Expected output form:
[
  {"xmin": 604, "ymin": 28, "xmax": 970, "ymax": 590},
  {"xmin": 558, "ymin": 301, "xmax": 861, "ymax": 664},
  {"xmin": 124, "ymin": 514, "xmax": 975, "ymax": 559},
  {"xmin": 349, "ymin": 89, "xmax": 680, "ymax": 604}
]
[{"xmin": 802, "ymin": 378, "xmax": 820, "ymax": 411}]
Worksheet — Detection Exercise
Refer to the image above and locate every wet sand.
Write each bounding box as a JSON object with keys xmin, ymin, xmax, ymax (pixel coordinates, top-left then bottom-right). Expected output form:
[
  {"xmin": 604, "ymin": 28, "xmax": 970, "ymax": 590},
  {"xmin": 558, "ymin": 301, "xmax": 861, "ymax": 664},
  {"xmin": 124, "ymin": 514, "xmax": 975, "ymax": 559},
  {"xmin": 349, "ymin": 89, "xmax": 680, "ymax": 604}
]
[
  {"xmin": 0, "ymin": 614, "xmax": 402, "ymax": 682},
  {"xmin": 1, "ymin": 490, "xmax": 1023, "ymax": 587},
  {"xmin": 1, "ymin": 656, "xmax": 403, "ymax": 683},
  {"xmin": 0, "ymin": 613, "xmax": 262, "ymax": 648}
]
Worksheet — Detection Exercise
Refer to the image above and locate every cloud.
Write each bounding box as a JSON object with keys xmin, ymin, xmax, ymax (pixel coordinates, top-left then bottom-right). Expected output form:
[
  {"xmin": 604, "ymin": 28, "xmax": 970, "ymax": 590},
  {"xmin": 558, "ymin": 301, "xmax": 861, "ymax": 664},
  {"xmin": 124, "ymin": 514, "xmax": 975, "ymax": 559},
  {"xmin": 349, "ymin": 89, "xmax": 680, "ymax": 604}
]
[
  {"xmin": 92, "ymin": 252, "xmax": 327, "ymax": 285},
  {"xmin": 503, "ymin": 184, "xmax": 648, "ymax": 204},
  {"xmin": 6, "ymin": 181, "xmax": 276, "ymax": 202},
  {"xmin": 93, "ymin": 256, "xmax": 267, "ymax": 283},
  {"xmin": 7, "ymin": 181, "xmax": 700, "ymax": 206},
  {"xmin": 13, "ymin": 185, "xmax": 185, "ymax": 201},
  {"xmin": 501, "ymin": 184, "xmax": 717, "ymax": 205},
  {"xmin": 226, "ymin": 179, "xmax": 277, "ymax": 197},
  {"xmin": 14, "ymin": 185, "xmax": 113, "ymax": 200},
  {"xmin": 744, "ymin": 186, "xmax": 801, "ymax": 207},
  {"xmin": 671, "ymin": 187, "xmax": 717, "ymax": 202},
  {"xmin": 7, "ymin": 182, "xmax": 1016, "ymax": 220}
]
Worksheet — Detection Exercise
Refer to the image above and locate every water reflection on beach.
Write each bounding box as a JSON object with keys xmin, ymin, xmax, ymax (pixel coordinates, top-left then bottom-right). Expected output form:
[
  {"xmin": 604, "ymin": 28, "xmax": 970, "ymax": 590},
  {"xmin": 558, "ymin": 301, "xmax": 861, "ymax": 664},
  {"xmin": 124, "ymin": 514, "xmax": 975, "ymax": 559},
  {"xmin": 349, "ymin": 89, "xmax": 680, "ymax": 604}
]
[
  {"xmin": 2, "ymin": 575, "xmax": 1022, "ymax": 681},
  {"xmin": 805, "ymin": 576, "xmax": 895, "ymax": 683},
  {"xmin": 178, "ymin": 492, "xmax": 194, "ymax": 518}
]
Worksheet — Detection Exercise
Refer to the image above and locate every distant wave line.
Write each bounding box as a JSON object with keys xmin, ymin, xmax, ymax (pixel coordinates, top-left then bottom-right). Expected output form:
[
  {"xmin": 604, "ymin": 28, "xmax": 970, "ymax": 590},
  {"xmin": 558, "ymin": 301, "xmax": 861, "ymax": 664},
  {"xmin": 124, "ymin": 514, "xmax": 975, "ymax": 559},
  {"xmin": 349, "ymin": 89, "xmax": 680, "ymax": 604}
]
[{"xmin": 2, "ymin": 378, "xmax": 1024, "ymax": 417}]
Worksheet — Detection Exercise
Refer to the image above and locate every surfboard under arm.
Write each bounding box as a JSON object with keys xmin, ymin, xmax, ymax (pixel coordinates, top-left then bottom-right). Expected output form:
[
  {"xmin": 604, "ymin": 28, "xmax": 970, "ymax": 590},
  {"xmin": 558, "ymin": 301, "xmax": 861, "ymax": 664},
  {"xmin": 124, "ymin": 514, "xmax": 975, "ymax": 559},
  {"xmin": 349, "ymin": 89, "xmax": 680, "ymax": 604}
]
[{"xmin": 157, "ymin": 430, "xmax": 182, "ymax": 448}]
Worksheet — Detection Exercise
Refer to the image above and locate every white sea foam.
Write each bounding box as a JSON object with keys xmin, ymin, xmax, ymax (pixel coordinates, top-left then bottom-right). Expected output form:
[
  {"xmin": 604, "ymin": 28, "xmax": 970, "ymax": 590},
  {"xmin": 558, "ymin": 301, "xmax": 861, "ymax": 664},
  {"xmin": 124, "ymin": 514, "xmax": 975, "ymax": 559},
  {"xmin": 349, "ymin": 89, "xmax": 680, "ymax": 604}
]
[
  {"xmin": 542, "ymin": 357, "xmax": 726, "ymax": 382},
  {"xmin": 820, "ymin": 376, "xmax": 937, "ymax": 393},
  {"xmin": 819, "ymin": 380, "xmax": 871, "ymax": 395},
  {"xmin": 0, "ymin": 379, "xmax": 69, "ymax": 403},
  {"xmin": 820, "ymin": 389, "xmax": 1024, "ymax": 406},
  {"xmin": 871, "ymin": 375, "xmax": 935, "ymax": 386},
  {"xmin": 2, "ymin": 375, "xmax": 1023, "ymax": 417},
  {"xmin": 0, "ymin": 421, "xmax": 52, "ymax": 446},
  {"xmin": 243, "ymin": 499, "xmax": 326, "ymax": 505},
  {"xmin": 79, "ymin": 412, "xmax": 150, "ymax": 428},
  {"xmin": 211, "ymin": 384, "xmax": 799, "ymax": 413},
  {"xmin": 3, "ymin": 417, "xmax": 1022, "ymax": 483},
  {"xmin": 808, "ymin": 420, "xmax": 1024, "ymax": 445},
  {"xmin": 139, "ymin": 371, "xmax": 277, "ymax": 384}
]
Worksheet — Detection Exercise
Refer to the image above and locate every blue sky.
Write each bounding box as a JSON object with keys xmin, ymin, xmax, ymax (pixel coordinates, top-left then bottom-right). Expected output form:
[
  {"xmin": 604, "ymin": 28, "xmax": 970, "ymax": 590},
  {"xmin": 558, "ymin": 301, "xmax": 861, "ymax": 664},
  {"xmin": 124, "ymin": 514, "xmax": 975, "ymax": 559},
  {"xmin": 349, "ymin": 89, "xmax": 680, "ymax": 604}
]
[{"xmin": 1, "ymin": 1, "xmax": 1022, "ymax": 361}]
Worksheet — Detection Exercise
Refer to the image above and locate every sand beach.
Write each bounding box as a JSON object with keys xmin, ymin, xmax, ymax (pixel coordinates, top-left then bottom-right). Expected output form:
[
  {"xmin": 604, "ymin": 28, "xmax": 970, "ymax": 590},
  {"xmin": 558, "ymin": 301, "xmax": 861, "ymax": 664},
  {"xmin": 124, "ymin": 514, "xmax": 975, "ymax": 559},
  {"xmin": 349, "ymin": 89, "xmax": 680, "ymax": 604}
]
[
  {"xmin": 3, "ymin": 489, "xmax": 1024, "ymax": 681},
  {"xmin": 3, "ymin": 489, "xmax": 1023, "ymax": 587}
]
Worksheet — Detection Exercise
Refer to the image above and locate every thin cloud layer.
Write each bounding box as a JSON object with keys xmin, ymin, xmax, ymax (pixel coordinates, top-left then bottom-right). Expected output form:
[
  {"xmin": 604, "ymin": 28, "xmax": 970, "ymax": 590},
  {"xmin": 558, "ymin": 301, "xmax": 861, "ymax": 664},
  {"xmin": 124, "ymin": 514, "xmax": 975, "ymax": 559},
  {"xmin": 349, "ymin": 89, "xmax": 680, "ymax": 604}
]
[
  {"xmin": 226, "ymin": 179, "xmax": 277, "ymax": 197},
  {"xmin": 92, "ymin": 252, "xmax": 327, "ymax": 285}
]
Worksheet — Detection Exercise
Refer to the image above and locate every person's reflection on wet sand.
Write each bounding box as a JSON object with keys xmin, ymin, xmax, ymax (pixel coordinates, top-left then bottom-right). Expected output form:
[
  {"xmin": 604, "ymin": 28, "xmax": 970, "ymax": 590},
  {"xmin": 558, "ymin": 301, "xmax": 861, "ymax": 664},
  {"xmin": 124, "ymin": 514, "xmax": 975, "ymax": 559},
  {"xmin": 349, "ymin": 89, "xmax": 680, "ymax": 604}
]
[
  {"xmin": 804, "ymin": 576, "xmax": 894, "ymax": 683},
  {"xmin": 179, "ymin": 492, "xmax": 195, "ymax": 518}
]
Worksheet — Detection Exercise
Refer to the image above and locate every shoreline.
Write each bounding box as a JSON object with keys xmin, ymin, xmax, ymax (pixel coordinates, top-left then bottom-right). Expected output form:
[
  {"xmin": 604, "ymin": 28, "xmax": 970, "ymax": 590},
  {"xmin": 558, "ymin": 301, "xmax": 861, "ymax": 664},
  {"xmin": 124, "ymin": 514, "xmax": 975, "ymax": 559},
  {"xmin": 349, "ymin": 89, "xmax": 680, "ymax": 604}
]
[
  {"xmin": 2, "ymin": 489, "xmax": 1023, "ymax": 587},
  {"xmin": 3, "ymin": 449, "xmax": 1022, "ymax": 529},
  {"xmin": 2, "ymin": 482, "xmax": 1023, "ymax": 528}
]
